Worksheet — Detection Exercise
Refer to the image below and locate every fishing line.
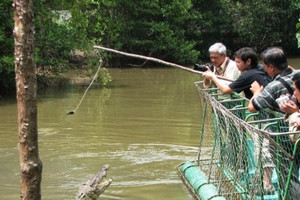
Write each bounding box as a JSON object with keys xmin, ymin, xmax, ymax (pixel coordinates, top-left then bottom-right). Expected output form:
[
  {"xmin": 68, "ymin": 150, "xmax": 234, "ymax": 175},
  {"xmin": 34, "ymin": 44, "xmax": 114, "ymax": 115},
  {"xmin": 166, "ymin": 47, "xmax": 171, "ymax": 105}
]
[{"xmin": 67, "ymin": 50, "xmax": 103, "ymax": 115}]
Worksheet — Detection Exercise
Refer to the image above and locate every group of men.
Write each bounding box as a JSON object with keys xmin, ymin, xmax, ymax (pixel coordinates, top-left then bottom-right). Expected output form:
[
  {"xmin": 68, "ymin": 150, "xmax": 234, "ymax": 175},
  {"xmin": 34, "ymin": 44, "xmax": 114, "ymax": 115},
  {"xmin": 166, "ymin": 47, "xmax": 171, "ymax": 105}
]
[{"xmin": 194, "ymin": 43, "xmax": 300, "ymax": 198}]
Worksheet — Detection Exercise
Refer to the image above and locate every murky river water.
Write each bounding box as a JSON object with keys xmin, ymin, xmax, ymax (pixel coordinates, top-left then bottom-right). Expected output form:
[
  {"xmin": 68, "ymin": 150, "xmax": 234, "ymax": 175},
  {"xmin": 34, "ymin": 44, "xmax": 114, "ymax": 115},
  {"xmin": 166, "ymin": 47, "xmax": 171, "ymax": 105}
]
[
  {"xmin": 0, "ymin": 68, "xmax": 203, "ymax": 200},
  {"xmin": 1, "ymin": 57, "xmax": 300, "ymax": 200}
]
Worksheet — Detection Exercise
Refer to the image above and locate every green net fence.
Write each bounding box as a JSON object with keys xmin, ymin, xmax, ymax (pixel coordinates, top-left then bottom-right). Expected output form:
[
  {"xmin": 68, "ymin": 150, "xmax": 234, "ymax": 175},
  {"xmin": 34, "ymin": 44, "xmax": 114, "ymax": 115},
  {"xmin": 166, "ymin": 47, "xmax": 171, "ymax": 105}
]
[{"xmin": 178, "ymin": 81, "xmax": 300, "ymax": 200}]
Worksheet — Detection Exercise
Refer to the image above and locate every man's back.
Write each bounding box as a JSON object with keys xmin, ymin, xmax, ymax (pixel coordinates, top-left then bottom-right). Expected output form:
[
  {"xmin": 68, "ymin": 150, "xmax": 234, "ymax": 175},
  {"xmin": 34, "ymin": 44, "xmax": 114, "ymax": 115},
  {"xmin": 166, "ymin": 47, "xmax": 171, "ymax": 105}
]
[{"xmin": 229, "ymin": 65, "xmax": 271, "ymax": 99}]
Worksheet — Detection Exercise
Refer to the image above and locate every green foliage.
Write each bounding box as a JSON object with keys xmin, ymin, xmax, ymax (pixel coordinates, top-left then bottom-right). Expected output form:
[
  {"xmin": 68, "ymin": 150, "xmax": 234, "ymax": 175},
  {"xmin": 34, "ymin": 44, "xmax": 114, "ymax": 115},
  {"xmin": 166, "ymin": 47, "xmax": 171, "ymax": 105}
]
[
  {"xmin": 296, "ymin": 0, "xmax": 300, "ymax": 48},
  {"xmin": 1, "ymin": 0, "xmax": 300, "ymax": 96},
  {"xmin": 34, "ymin": 1, "xmax": 76, "ymax": 73},
  {"xmin": 71, "ymin": 0, "xmax": 299, "ymax": 63},
  {"xmin": 221, "ymin": 0, "xmax": 299, "ymax": 53},
  {"xmin": 0, "ymin": 0, "xmax": 14, "ymax": 73},
  {"xmin": 118, "ymin": 0, "xmax": 200, "ymax": 64},
  {"xmin": 297, "ymin": 18, "xmax": 300, "ymax": 48},
  {"xmin": 0, "ymin": 0, "xmax": 15, "ymax": 96},
  {"xmin": 96, "ymin": 68, "xmax": 112, "ymax": 86},
  {"xmin": 191, "ymin": 0, "xmax": 300, "ymax": 56},
  {"xmin": 191, "ymin": 0, "xmax": 236, "ymax": 58},
  {"xmin": 86, "ymin": 57, "xmax": 112, "ymax": 86},
  {"xmin": 70, "ymin": 0, "xmax": 200, "ymax": 64}
]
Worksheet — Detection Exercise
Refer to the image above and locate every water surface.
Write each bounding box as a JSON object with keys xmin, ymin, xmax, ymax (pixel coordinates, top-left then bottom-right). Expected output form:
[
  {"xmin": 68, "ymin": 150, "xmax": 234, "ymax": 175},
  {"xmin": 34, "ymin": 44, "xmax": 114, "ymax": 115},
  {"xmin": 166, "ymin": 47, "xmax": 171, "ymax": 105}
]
[
  {"xmin": 2, "ymin": 57, "xmax": 300, "ymax": 200},
  {"xmin": 0, "ymin": 68, "xmax": 202, "ymax": 200}
]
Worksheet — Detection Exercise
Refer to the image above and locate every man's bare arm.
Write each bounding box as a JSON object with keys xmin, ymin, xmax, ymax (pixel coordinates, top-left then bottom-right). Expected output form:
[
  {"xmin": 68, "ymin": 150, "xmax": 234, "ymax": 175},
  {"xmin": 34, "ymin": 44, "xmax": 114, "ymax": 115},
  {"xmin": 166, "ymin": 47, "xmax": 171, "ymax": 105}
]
[
  {"xmin": 203, "ymin": 71, "xmax": 233, "ymax": 93},
  {"xmin": 248, "ymin": 81, "xmax": 264, "ymax": 112}
]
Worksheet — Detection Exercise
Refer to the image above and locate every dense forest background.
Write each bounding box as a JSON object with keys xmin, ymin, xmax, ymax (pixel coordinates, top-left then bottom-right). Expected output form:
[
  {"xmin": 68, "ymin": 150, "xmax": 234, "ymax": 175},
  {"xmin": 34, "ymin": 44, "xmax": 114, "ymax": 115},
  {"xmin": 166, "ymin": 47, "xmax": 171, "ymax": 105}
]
[{"xmin": 1, "ymin": 0, "xmax": 300, "ymax": 96}]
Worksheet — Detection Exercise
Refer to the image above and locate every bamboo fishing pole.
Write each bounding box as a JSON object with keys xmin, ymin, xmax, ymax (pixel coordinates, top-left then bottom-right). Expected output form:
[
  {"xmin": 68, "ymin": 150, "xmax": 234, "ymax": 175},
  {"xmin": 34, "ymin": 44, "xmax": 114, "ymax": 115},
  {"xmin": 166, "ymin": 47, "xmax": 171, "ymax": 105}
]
[
  {"xmin": 67, "ymin": 46, "xmax": 233, "ymax": 115},
  {"xmin": 93, "ymin": 45, "xmax": 233, "ymax": 82}
]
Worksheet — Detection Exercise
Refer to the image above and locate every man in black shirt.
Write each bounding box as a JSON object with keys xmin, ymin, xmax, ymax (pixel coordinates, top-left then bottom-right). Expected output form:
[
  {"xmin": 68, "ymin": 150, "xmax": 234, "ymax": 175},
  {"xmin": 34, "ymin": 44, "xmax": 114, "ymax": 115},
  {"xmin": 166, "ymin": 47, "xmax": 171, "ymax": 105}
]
[
  {"xmin": 203, "ymin": 47, "xmax": 272, "ymax": 99},
  {"xmin": 203, "ymin": 47, "xmax": 274, "ymax": 193}
]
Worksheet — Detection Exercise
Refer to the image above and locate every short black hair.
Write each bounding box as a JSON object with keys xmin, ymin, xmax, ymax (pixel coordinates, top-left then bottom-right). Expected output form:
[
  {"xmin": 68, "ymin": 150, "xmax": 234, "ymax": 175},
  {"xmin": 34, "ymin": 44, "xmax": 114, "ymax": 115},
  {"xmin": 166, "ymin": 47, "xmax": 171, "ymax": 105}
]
[
  {"xmin": 234, "ymin": 47, "xmax": 258, "ymax": 68},
  {"xmin": 292, "ymin": 72, "xmax": 300, "ymax": 90},
  {"xmin": 260, "ymin": 47, "xmax": 288, "ymax": 70}
]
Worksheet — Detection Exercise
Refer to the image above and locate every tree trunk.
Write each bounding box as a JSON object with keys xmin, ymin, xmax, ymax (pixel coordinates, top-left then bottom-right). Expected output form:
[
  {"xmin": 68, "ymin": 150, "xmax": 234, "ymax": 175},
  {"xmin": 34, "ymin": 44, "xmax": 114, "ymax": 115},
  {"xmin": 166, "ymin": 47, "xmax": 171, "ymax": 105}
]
[{"xmin": 13, "ymin": 0, "xmax": 42, "ymax": 199}]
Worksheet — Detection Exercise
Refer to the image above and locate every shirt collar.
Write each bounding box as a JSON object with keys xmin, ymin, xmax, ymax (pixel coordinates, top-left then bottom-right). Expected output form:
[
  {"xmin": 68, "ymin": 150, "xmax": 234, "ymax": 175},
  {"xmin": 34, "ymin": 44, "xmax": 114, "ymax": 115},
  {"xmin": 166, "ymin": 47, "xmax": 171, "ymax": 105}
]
[
  {"xmin": 273, "ymin": 67, "xmax": 293, "ymax": 80},
  {"xmin": 216, "ymin": 57, "xmax": 228, "ymax": 74}
]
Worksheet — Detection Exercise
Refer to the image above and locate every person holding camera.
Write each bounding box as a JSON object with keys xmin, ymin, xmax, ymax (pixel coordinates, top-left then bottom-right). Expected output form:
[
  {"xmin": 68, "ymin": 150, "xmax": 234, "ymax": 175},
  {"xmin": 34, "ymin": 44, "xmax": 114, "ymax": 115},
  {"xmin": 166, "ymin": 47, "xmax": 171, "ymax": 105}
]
[
  {"xmin": 247, "ymin": 47, "xmax": 300, "ymax": 197},
  {"xmin": 203, "ymin": 47, "xmax": 275, "ymax": 194},
  {"xmin": 277, "ymin": 72, "xmax": 300, "ymax": 199},
  {"xmin": 194, "ymin": 42, "xmax": 241, "ymax": 87},
  {"xmin": 278, "ymin": 73, "xmax": 300, "ymax": 116},
  {"xmin": 202, "ymin": 47, "xmax": 271, "ymax": 99},
  {"xmin": 248, "ymin": 47, "xmax": 298, "ymax": 113}
]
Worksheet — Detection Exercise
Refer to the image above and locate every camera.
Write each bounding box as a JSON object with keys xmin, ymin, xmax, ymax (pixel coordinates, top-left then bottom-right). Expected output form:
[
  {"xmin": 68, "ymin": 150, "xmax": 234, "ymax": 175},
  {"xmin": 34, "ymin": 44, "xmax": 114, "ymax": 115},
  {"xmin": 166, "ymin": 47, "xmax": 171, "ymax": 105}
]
[
  {"xmin": 275, "ymin": 95, "xmax": 291, "ymax": 105},
  {"xmin": 194, "ymin": 63, "xmax": 214, "ymax": 72}
]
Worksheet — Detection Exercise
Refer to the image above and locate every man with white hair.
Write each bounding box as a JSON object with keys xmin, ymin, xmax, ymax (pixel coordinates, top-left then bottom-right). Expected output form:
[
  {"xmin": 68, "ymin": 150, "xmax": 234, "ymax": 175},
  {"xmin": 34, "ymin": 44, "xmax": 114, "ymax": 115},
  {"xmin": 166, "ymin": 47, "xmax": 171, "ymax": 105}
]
[{"xmin": 199, "ymin": 42, "xmax": 240, "ymax": 87}]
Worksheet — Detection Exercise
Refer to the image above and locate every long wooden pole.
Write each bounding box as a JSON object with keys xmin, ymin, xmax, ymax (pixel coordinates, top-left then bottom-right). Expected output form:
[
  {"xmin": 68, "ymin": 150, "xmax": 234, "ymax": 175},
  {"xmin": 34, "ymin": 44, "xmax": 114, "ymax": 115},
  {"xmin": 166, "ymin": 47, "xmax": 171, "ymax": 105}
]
[{"xmin": 93, "ymin": 45, "xmax": 233, "ymax": 82}]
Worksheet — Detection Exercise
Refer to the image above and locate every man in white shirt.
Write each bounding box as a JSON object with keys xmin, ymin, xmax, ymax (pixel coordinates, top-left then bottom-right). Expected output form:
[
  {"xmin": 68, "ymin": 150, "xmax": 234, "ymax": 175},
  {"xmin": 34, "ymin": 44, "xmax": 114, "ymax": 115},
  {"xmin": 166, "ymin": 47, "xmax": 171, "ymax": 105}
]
[{"xmin": 201, "ymin": 42, "xmax": 241, "ymax": 87}]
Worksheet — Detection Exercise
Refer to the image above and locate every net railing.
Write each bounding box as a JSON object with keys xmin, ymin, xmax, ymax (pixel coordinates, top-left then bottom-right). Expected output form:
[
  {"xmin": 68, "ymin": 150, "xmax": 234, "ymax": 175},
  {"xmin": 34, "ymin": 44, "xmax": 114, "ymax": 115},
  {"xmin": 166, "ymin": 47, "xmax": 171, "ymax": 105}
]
[{"xmin": 179, "ymin": 81, "xmax": 300, "ymax": 200}]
